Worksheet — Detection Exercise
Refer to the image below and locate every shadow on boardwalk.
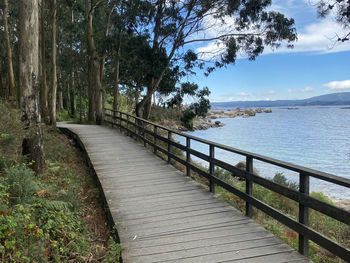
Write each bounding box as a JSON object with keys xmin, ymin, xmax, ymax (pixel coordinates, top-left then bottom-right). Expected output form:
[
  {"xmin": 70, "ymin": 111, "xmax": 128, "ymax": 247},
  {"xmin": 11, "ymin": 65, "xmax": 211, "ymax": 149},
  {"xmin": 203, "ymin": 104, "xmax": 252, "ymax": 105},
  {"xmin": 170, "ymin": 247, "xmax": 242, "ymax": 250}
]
[{"xmin": 58, "ymin": 123, "xmax": 309, "ymax": 263}]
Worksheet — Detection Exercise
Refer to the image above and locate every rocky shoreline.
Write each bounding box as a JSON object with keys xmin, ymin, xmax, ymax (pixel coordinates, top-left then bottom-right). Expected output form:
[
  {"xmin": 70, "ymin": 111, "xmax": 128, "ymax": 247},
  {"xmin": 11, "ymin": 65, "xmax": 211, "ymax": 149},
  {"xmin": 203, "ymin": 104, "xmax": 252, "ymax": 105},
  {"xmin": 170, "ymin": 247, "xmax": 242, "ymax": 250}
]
[{"xmin": 191, "ymin": 107, "xmax": 272, "ymax": 131}]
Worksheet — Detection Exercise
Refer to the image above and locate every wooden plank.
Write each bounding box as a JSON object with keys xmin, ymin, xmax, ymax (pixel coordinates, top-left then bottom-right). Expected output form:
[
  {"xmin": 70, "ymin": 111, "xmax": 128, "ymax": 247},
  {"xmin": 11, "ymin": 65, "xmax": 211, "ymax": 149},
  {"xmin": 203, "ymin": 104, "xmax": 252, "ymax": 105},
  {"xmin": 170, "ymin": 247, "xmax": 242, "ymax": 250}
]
[{"xmin": 58, "ymin": 123, "xmax": 310, "ymax": 263}]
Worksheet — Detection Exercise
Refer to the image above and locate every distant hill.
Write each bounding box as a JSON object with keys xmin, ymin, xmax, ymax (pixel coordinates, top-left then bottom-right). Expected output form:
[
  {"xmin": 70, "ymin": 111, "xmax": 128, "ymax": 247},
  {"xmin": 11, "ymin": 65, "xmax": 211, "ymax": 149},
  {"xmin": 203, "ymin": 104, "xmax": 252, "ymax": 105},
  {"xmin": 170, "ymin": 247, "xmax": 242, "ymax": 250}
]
[{"xmin": 211, "ymin": 92, "xmax": 350, "ymax": 109}]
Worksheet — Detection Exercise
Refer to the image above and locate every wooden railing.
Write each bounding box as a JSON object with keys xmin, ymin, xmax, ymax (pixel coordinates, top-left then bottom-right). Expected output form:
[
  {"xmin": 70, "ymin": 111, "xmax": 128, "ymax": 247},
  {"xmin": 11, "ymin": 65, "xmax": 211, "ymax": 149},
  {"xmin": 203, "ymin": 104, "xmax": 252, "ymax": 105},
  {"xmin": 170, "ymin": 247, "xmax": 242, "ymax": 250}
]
[{"xmin": 103, "ymin": 108, "xmax": 350, "ymax": 261}]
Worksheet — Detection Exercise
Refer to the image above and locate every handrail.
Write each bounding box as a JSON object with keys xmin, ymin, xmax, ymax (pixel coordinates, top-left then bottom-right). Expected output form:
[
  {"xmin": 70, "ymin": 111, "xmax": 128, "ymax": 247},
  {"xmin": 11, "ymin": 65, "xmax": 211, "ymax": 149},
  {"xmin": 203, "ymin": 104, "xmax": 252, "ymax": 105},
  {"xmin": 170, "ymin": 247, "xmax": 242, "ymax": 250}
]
[{"xmin": 103, "ymin": 108, "xmax": 350, "ymax": 261}]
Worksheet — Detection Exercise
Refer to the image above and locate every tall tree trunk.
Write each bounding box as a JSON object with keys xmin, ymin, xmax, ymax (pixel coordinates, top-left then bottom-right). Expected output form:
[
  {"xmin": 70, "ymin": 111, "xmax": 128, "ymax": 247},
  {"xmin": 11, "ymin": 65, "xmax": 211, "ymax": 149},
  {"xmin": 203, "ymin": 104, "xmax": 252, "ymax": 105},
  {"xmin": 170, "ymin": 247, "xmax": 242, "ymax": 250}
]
[
  {"xmin": 50, "ymin": 0, "xmax": 57, "ymax": 126},
  {"xmin": 113, "ymin": 41, "xmax": 121, "ymax": 112},
  {"xmin": 95, "ymin": 80, "xmax": 103, "ymax": 124},
  {"xmin": 0, "ymin": 72, "xmax": 4, "ymax": 99},
  {"xmin": 70, "ymin": 72, "xmax": 76, "ymax": 116},
  {"xmin": 86, "ymin": 0, "xmax": 95, "ymax": 121},
  {"xmin": 3, "ymin": 0, "xmax": 15, "ymax": 101},
  {"xmin": 19, "ymin": 0, "xmax": 44, "ymax": 175},
  {"xmin": 99, "ymin": 4, "xmax": 114, "ymax": 93},
  {"xmin": 40, "ymin": 0, "xmax": 48, "ymax": 121},
  {"xmin": 86, "ymin": 0, "xmax": 102, "ymax": 124},
  {"xmin": 66, "ymin": 77, "xmax": 71, "ymax": 112},
  {"xmin": 58, "ymin": 91, "xmax": 63, "ymax": 111},
  {"xmin": 70, "ymin": 10, "xmax": 76, "ymax": 117},
  {"xmin": 142, "ymin": 92, "xmax": 152, "ymax": 119}
]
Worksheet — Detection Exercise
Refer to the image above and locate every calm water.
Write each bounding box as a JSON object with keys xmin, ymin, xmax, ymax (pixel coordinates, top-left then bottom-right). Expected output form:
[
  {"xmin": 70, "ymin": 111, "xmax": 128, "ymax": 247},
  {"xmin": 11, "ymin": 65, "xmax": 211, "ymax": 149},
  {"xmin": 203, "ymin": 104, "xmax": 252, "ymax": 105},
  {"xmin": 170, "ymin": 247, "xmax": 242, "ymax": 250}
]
[{"xmin": 178, "ymin": 106, "xmax": 350, "ymax": 200}]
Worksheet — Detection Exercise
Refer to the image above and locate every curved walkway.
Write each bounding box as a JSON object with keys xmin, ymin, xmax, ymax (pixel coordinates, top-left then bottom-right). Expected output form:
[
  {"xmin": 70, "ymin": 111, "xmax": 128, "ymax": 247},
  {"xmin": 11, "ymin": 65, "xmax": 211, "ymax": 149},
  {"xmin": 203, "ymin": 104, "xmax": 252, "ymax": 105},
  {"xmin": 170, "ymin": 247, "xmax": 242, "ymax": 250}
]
[{"xmin": 58, "ymin": 123, "xmax": 309, "ymax": 263}]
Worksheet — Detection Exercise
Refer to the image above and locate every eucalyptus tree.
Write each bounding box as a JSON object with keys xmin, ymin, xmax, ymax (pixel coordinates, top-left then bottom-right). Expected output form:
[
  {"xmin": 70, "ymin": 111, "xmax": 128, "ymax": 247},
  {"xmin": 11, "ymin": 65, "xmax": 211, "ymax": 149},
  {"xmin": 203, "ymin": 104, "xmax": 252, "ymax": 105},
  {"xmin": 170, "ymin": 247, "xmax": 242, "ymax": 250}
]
[
  {"xmin": 317, "ymin": 0, "xmax": 350, "ymax": 42},
  {"xmin": 0, "ymin": 0, "xmax": 19, "ymax": 101},
  {"xmin": 40, "ymin": 0, "xmax": 48, "ymax": 121},
  {"xmin": 50, "ymin": 0, "xmax": 57, "ymax": 126},
  {"xmin": 3, "ymin": 0, "xmax": 15, "ymax": 101},
  {"xmin": 19, "ymin": 0, "xmax": 44, "ymax": 174},
  {"xmin": 132, "ymin": 0, "xmax": 297, "ymax": 119},
  {"xmin": 56, "ymin": 0, "xmax": 86, "ymax": 117},
  {"xmin": 85, "ymin": 0, "xmax": 119, "ymax": 124}
]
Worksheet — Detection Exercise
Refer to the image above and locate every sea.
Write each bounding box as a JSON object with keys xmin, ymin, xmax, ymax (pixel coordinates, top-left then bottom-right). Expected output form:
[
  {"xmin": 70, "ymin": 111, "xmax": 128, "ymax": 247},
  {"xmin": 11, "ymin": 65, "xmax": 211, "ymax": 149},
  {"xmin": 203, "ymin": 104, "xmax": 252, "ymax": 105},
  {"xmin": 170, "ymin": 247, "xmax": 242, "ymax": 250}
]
[{"xmin": 176, "ymin": 106, "xmax": 350, "ymax": 201}]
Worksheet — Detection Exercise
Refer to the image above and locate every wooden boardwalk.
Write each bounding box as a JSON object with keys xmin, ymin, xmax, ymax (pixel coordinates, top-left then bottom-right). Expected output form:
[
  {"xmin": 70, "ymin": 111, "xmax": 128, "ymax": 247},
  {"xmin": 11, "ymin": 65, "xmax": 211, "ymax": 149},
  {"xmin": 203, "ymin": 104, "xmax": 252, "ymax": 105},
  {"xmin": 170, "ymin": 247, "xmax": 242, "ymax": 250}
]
[{"xmin": 58, "ymin": 123, "xmax": 309, "ymax": 263}]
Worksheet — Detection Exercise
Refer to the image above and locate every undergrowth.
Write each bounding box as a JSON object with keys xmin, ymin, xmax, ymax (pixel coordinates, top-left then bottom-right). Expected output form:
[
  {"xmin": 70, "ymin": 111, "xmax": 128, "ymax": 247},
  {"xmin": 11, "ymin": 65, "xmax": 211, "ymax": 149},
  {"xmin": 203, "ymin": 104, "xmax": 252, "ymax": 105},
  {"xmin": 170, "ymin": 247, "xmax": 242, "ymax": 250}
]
[{"xmin": 0, "ymin": 102, "xmax": 122, "ymax": 262}]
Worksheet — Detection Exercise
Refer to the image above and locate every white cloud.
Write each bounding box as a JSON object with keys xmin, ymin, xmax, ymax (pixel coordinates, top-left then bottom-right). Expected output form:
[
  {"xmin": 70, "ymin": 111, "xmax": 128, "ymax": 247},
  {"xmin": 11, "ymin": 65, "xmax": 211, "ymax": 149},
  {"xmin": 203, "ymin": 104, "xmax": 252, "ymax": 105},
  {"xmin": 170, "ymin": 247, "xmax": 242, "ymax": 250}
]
[
  {"xmin": 195, "ymin": 4, "xmax": 350, "ymax": 59},
  {"xmin": 263, "ymin": 90, "xmax": 276, "ymax": 95},
  {"xmin": 323, "ymin": 80, "xmax": 350, "ymax": 90},
  {"xmin": 262, "ymin": 19, "xmax": 350, "ymax": 55},
  {"xmin": 302, "ymin": 86, "xmax": 314, "ymax": 92},
  {"xmin": 288, "ymin": 89, "xmax": 295, "ymax": 93},
  {"xmin": 237, "ymin": 92, "xmax": 249, "ymax": 97}
]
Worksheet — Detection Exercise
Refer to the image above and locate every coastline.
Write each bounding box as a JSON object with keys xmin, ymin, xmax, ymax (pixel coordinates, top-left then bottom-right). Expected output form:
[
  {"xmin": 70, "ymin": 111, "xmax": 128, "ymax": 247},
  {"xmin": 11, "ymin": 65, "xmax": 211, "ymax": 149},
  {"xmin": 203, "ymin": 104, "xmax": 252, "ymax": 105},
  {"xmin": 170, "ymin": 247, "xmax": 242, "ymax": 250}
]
[{"xmin": 190, "ymin": 107, "xmax": 272, "ymax": 131}]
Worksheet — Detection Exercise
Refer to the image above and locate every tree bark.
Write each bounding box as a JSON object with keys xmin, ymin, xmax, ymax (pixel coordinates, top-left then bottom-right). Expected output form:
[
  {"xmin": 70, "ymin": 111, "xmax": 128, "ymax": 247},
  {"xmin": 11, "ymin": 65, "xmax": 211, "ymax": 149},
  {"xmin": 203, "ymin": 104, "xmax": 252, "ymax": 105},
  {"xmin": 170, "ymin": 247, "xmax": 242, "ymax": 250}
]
[
  {"xmin": 66, "ymin": 77, "xmax": 71, "ymax": 112},
  {"xmin": 50, "ymin": 0, "xmax": 57, "ymax": 126},
  {"xmin": 19, "ymin": 0, "xmax": 44, "ymax": 175},
  {"xmin": 113, "ymin": 41, "xmax": 121, "ymax": 112},
  {"xmin": 86, "ymin": 0, "xmax": 103, "ymax": 124},
  {"xmin": 70, "ymin": 10, "xmax": 76, "ymax": 117},
  {"xmin": 70, "ymin": 72, "xmax": 76, "ymax": 116},
  {"xmin": 0, "ymin": 72, "xmax": 5, "ymax": 99},
  {"xmin": 58, "ymin": 91, "xmax": 63, "ymax": 111},
  {"xmin": 40, "ymin": 0, "xmax": 48, "ymax": 121},
  {"xmin": 3, "ymin": 0, "xmax": 15, "ymax": 101}
]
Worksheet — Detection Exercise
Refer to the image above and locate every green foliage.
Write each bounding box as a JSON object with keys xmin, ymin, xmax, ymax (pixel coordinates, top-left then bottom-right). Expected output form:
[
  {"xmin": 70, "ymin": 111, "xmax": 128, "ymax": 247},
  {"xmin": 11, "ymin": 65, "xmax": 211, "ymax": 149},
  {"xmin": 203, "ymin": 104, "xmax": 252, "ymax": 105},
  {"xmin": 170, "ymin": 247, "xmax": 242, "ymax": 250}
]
[
  {"xmin": 180, "ymin": 109, "xmax": 196, "ymax": 130},
  {"xmin": 149, "ymin": 106, "xmax": 183, "ymax": 125},
  {"xmin": 272, "ymin": 172, "xmax": 298, "ymax": 190},
  {"xmin": 56, "ymin": 109, "xmax": 75, "ymax": 122},
  {"xmin": 310, "ymin": 191, "xmax": 335, "ymax": 205},
  {"xmin": 3, "ymin": 165, "xmax": 39, "ymax": 205},
  {"xmin": 0, "ymin": 106, "xmax": 120, "ymax": 262},
  {"xmin": 103, "ymin": 237, "xmax": 124, "ymax": 263},
  {"xmin": 153, "ymin": 82, "xmax": 211, "ymax": 130},
  {"xmin": 0, "ymin": 104, "xmax": 25, "ymax": 165}
]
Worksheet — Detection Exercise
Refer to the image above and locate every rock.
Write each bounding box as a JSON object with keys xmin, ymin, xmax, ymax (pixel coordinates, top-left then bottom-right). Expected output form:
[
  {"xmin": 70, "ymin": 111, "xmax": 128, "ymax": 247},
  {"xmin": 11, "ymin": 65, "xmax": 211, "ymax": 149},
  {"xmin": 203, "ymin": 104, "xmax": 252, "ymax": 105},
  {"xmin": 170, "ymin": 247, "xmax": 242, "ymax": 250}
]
[
  {"xmin": 178, "ymin": 126, "xmax": 188, "ymax": 131},
  {"xmin": 215, "ymin": 121, "xmax": 221, "ymax": 125},
  {"xmin": 244, "ymin": 109, "xmax": 256, "ymax": 116},
  {"xmin": 263, "ymin": 108, "xmax": 272, "ymax": 113},
  {"xmin": 234, "ymin": 161, "xmax": 259, "ymax": 180},
  {"xmin": 211, "ymin": 110, "xmax": 224, "ymax": 114},
  {"xmin": 224, "ymin": 111, "xmax": 238, "ymax": 118},
  {"xmin": 255, "ymin": 108, "xmax": 262, "ymax": 113}
]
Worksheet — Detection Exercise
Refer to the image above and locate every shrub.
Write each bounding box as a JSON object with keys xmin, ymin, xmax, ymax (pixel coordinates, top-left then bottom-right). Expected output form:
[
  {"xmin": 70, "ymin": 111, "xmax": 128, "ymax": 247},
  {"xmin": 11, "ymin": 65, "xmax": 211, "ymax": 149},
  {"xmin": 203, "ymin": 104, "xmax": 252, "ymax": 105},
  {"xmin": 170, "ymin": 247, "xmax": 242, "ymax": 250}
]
[
  {"xmin": 4, "ymin": 165, "xmax": 39, "ymax": 205},
  {"xmin": 272, "ymin": 172, "xmax": 298, "ymax": 190},
  {"xmin": 181, "ymin": 109, "xmax": 196, "ymax": 130}
]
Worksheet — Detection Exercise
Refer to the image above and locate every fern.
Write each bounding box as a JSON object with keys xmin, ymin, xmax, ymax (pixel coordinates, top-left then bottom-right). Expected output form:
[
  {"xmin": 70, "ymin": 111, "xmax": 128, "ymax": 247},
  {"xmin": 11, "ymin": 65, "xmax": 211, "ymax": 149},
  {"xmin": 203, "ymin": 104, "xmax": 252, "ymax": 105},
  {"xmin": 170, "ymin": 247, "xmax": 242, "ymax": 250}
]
[{"xmin": 35, "ymin": 199, "xmax": 73, "ymax": 212}]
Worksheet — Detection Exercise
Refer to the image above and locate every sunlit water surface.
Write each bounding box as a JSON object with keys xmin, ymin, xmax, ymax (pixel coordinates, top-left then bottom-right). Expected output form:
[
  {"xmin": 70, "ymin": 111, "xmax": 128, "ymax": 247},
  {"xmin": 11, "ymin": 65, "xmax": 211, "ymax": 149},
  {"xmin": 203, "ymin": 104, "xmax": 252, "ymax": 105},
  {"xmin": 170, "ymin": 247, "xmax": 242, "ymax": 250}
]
[{"xmin": 176, "ymin": 106, "xmax": 350, "ymax": 200}]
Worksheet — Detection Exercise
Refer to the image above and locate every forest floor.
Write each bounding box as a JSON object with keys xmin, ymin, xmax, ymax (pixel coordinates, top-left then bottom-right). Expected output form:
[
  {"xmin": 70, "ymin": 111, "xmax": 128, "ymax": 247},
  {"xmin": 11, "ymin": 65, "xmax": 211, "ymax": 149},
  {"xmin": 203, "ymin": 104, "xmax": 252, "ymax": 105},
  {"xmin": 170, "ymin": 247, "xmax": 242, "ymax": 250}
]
[{"xmin": 0, "ymin": 102, "xmax": 122, "ymax": 262}]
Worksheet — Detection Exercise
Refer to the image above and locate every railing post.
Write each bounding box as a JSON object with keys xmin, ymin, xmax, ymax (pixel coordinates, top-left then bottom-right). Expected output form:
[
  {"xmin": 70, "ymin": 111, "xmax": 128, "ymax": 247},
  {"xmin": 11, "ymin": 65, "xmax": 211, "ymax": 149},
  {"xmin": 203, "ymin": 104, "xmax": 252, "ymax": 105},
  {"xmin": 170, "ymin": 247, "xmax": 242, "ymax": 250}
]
[
  {"xmin": 186, "ymin": 137, "xmax": 191, "ymax": 177},
  {"xmin": 135, "ymin": 118, "xmax": 138, "ymax": 141},
  {"xmin": 209, "ymin": 145, "xmax": 215, "ymax": 193},
  {"xmin": 154, "ymin": 126, "xmax": 157, "ymax": 154},
  {"xmin": 111, "ymin": 110, "xmax": 114, "ymax": 128},
  {"xmin": 245, "ymin": 156, "xmax": 253, "ymax": 217},
  {"xmin": 143, "ymin": 122, "xmax": 146, "ymax": 147},
  {"xmin": 119, "ymin": 112, "xmax": 122, "ymax": 132},
  {"xmin": 127, "ymin": 115, "xmax": 130, "ymax": 136},
  {"xmin": 299, "ymin": 172, "xmax": 310, "ymax": 256},
  {"xmin": 168, "ymin": 131, "xmax": 172, "ymax": 163}
]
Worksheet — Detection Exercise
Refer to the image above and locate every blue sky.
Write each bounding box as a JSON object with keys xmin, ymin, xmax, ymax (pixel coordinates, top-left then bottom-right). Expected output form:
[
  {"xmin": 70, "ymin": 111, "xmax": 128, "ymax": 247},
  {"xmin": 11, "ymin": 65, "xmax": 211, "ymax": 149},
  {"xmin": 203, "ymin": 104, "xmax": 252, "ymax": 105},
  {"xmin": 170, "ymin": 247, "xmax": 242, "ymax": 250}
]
[{"xmin": 185, "ymin": 0, "xmax": 350, "ymax": 102}]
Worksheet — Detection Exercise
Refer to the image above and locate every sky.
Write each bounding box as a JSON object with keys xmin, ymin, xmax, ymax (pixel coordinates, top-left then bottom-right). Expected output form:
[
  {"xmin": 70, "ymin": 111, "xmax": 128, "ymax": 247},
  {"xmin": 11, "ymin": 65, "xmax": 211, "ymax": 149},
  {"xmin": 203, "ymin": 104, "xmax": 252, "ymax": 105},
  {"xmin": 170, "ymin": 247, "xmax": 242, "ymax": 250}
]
[{"xmin": 185, "ymin": 0, "xmax": 350, "ymax": 102}]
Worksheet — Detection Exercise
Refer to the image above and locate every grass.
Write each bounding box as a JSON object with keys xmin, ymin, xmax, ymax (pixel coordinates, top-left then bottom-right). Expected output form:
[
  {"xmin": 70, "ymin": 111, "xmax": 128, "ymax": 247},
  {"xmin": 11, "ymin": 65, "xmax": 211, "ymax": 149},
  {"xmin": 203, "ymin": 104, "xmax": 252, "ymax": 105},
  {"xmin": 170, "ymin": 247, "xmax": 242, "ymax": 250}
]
[{"xmin": 0, "ymin": 102, "xmax": 122, "ymax": 262}]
